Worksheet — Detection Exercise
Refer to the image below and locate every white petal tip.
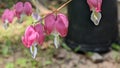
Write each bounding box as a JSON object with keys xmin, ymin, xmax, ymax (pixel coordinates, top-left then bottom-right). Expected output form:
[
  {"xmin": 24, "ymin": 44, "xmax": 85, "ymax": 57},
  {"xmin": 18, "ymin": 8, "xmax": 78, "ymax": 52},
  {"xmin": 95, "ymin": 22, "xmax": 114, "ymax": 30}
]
[
  {"xmin": 30, "ymin": 44, "xmax": 37, "ymax": 59},
  {"xmin": 91, "ymin": 11, "xmax": 102, "ymax": 26},
  {"xmin": 3, "ymin": 20, "xmax": 9, "ymax": 29},
  {"xmin": 54, "ymin": 34, "xmax": 60, "ymax": 49}
]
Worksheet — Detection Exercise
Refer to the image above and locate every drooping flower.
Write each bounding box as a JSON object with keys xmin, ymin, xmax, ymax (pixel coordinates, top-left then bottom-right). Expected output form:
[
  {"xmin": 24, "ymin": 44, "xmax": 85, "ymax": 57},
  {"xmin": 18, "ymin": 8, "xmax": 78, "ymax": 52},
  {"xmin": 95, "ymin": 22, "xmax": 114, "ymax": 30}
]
[
  {"xmin": 22, "ymin": 24, "xmax": 44, "ymax": 48},
  {"xmin": 14, "ymin": 2, "xmax": 32, "ymax": 23},
  {"xmin": 24, "ymin": 2, "xmax": 32, "ymax": 16},
  {"xmin": 1, "ymin": 9, "xmax": 15, "ymax": 29},
  {"xmin": 55, "ymin": 13, "xmax": 69, "ymax": 37},
  {"xmin": 14, "ymin": 2, "xmax": 24, "ymax": 18},
  {"xmin": 44, "ymin": 13, "xmax": 69, "ymax": 48},
  {"xmin": 44, "ymin": 13, "xmax": 68, "ymax": 37},
  {"xmin": 87, "ymin": 0, "xmax": 102, "ymax": 25},
  {"xmin": 22, "ymin": 24, "xmax": 44, "ymax": 58}
]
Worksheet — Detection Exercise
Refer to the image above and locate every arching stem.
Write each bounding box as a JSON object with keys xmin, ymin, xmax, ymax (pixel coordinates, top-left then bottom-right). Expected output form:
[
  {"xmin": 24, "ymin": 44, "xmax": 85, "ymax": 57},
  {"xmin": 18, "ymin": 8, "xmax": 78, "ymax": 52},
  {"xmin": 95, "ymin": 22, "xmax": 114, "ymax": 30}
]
[{"xmin": 34, "ymin": 0, "xmax": 72, "ymax": 23}]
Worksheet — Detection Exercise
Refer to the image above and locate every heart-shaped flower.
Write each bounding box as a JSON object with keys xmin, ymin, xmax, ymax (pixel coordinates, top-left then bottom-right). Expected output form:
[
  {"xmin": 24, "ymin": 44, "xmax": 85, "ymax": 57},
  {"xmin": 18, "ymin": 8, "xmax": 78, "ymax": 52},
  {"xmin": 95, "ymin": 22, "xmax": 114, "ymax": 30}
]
[
  {"xmin": 14, "ymin": 2, "xmax": 24, "ymax": 18},
  {"xmin": 14, "ymin": 2, "xmax": 32, "ymax": 23},
  {"xmin": 22, "ymin": 24, "xmax": 44, "ymax": 48},
  {"xmin": 44, "ymin": 13, "xmax": 69, "ymax": 48},
  {"xmin": 15, "ymin": 2, "xmax": 32, "ymax": 17},
  {"xmin": 2, "ymin": 9, "xmax": 15, "ymax": 23},
  {"xmin": 22, "ymin": 23, "xmax": 44, "ymax": 58},
  {"xmin": 44, "ymin": 13, "xmax": 68, "ymax": 37},
  {"xmin": 24, "ymin": 2, "xmax": 32, "ymax": 16},
  {"xmin": 1, "ymin": 9, "xmax": 15, "ymax": 29}
]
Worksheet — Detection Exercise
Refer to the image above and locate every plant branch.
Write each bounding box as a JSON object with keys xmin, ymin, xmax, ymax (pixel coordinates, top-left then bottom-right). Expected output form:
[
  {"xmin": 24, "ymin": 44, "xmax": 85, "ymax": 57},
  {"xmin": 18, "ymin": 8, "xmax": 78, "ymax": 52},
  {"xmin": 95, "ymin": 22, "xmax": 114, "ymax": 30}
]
[{"xmin": 34, "ymin": 0, "xmax": 72, "ymax": 23}]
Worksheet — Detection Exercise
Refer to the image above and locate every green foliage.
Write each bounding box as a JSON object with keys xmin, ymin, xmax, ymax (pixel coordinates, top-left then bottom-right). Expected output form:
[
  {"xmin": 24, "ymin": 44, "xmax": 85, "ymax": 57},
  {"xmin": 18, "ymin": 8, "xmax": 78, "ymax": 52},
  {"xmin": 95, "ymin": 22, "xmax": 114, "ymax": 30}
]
[
  {"xmin": 25, "ymin": 16, "xmax": 34, "ymax": 25},
  {"xmin": 5, "ymin": 62, "xmax": 14, "ymax": 68},
  {"xmin": 31, "ymin": 60, "xmax": 38, "ymax": 67},
  {"xmin": 0, "ymin": 9, "xmax": 4, "ymax": 15},
  {"xmin": 45, "ymin": 35, "xmax": 54, "ymax": 41},
  {"xmin": 74, "ymin": 45, "xmax": 81, "ymax": 52},
  {"xmin": 0, "ymin": 0, "xmax": 17, "ymax": 10},
  {"xmin": 1, "ymin": 45, "xmax": 9, "ymax": 56},
  {"xmin": 44, "ymin": 60, "xmax": 53, "ymax": 66},
  {"xmin": 1, "ymin": 39, "xmax": 12, "ymax": 56},
  {"xmin": 61, "ymin": 43, "xmax": 71, "ymax": 51},
  {"xmin": 16, "ymin": 58, "xmax": 27, "ymax": 67},
  {"xmin": 86, "ymin": 52, "xmax": 94, "ymax": 57},
  {"xmin": 112, "ymin": 43, "xmax": 120, "ymax": 51}
]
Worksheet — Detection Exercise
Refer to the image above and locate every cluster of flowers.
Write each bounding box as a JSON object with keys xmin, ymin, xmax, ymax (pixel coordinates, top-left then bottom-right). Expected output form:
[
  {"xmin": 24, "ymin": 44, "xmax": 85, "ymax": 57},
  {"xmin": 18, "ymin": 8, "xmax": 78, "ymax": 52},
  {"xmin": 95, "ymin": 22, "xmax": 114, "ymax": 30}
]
[
  {"xmin": 1, "ymin": 2, "xmax": 68, "ymax": 58},
  {"xmin": 1, "ymin": 0, "xmax": 102, "ymax": 58},
  {"xmin": 2, "ymin": 2, "xmax": 33, "ymax": 28}
]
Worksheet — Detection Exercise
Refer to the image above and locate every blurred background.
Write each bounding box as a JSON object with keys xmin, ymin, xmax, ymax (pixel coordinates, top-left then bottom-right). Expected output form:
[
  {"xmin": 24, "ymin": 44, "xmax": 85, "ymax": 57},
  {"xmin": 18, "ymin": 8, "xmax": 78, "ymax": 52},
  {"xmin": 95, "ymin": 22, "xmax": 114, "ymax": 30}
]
[{"xmin": 0, "ymin": 0, "xmax": 120, "ymax": 68}]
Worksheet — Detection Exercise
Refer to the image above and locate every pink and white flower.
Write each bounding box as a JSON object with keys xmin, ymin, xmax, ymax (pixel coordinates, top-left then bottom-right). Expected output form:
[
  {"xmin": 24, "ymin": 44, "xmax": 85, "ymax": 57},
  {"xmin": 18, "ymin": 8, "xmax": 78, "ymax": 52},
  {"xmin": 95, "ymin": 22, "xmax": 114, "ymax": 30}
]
[
  {"xmin": 44, "ymin": 13, "xmax": 69, "ymax": 48},
  {"xmin": 87, "ymin": 0, "xmax": 102, "ymax": 25},
  {"xmin": 44, "ymin": 13, "xmax": 68, "ymax": 37},
  {"xmin": 1, "ymin": 9, "xmax": 15, "ymax": 29},
  {"xmin": 22, "ymin": 23, "xmax": 44, "ymax": 58},
  {"xmin": 14, "ymin": 2, "xmax": 32, "ymax": 23}
]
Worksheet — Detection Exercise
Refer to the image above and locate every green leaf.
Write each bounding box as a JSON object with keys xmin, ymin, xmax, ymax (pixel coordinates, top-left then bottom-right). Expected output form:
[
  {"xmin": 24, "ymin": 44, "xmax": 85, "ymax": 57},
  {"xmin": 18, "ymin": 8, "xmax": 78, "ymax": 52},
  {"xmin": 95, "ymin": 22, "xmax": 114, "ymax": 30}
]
[
  {"xmin": 5, "ymin": 63, "xmax": 14, "ymax": 68},
  {"xmin": 44, "ymin": 60, "xmax": 53, "ymax": 65},
  {"xmin": 74, "ymin": 45, "xmax": 81, "ymax": 52},
  {"xmin": 86, "ymin": 52, "xmax": 94, "ymax": 57},
  {"xmin": 2, "ymin": 46, "xmax": 9, "ymax": 56},
  {"xmin": 16, "ymin": 58, "xmax": 27, "ymax": 67},
  {"xmin": 61, "ymin": 43, "xmax": 71, "ymax": 51},
  {"xmin": 31, "ymin": 61, "xmax": 37, "ymax": 66},
  {"xmin": 5, "ymin": 39, "xmax": 12, "ymax": 46},
  {"xmin": 25, "ymin": 16, "xmax": 34, "ymax": 25},
  {"xmin": 112, "ymin": 43, "xmax": 120, "ymax": 51}
]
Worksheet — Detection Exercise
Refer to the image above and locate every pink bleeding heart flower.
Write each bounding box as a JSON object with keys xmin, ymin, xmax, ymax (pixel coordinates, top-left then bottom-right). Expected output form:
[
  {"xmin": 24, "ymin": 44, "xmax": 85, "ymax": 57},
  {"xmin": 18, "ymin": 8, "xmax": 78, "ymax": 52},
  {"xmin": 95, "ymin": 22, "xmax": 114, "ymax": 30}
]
[
  {"xmin": 87, "ymin": 0, "xmax": 102, "ymax": 12},
  {"xmin": 34, "ymin": 24, "xmax": 44, "ymax": 45},
  {"xmin": 14, "ymin": 2, "xmax": 32, "ymax": 18},
  {"xmin": 2, "ymin": 9, "xmax": 14, "ymax": 29},
  {"xmin": 44, "ymin": 14, "xmax": 55, "ymax": 35},
  {"xmin": 22, "ymin": 24, "xmax": 44, "ymax": 48},
  {"xmin": 44, "ymin": 13, "xmax": 69, "ymax": 48},
  {"xmin": 22, "ymin": 24, "xmax": 44, "ymax": 58},
  {"xmin": 55, "ymin": 13, "xmax": 69, "ymax": 37},
  {"xmin": 24, "ymin": 2, "xmax": 32, "ymax": 16},
  {"xmin": 44, "ymin": 13, "xmax": 69, "ymax": 37},
  {"xmin": 14, "ymin": 2, "xmax": 24, "ymax": 18},
  {"xmin": 1, "ymin": 9, "xmax": 15, "ymax": 29},
  {"xmin": 2, "ymin": 9, "xmax": 15, "ymax": 23}
]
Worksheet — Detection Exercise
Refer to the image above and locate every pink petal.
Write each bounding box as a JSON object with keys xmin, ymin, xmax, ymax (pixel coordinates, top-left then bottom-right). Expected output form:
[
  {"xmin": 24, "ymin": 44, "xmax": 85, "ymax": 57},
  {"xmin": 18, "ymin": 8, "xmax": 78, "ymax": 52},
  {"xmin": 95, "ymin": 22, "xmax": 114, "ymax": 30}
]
[
  {"xmin": 1, "ymin": 9, "xmax": 9, "ymax": 23},
  {"xmin": 24, "ymin": 2, "xmax": 32, "ymax": 16},
  {"xmin": 8, "ymin": 10, "xmax": 15, "ymax": 23},
  {"xmin": 15, "ymin": 2, "xmax": 24, "ymax": 18},
  {"xmin": 24, "ymin": 25, "xmax": 36, "ymax": 47},
  {"xmin": 1, "ymin": 9, "xmax": 14, "ymax": 23},
  {"xmin": 44, "ymin": 14, "xmax": 55, "ymax": 35},
  {"xmin": 34, "ymin": 24, "xmax": 45, "ymax": 45},
  {"xmin": 22, "ymin": 36, "xmax": 29, "ymax": 48},
  {"xmin": 34, "ymin": 24, "xmax": 44, "ymax": 34},
  {"xmin": 87, "ymin": 0, "xmax": 102, "ymax": 12},
  {"xmin": 96, "ymin": 0, "xmax": 102, "ymax": 12},
  {"xmin": 55, "ymin": 13, "xmax": 69, "ymax": 37},
  {"xmin": 22, "ymin": 24, "xmax": 45, "ymax": 47}
]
